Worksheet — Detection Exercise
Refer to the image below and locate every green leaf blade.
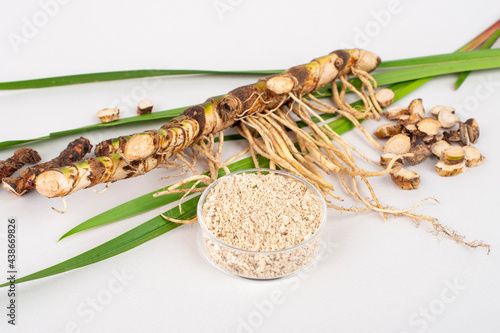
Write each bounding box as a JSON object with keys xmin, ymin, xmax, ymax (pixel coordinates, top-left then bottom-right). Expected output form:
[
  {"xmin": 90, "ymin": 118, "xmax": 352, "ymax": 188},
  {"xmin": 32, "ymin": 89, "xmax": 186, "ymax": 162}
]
[{"xmin": 0, "ymin": 69, "xmax": 282, "ymax": 90}]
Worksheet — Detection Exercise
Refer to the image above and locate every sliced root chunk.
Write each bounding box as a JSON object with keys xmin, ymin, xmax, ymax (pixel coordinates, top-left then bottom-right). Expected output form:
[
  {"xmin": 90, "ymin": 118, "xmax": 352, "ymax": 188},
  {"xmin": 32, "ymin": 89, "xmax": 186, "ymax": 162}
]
[
  {"xmin": 443, "ymin": 146, "xmax": 465, "ymax": 165},
  {"xmin": 431, "ymin": 140, "xmax": 451, "ymax": 158},
  {"xmin": 385, "ymin": 106, "xmax": 408, "ymax": 120},
  {"xmin": 463, "ymin": 146, "xmax": 484, "ymax": 167},
  {"xmin": 408, "ymin": 98, "xmax": 425, "ymax": 117},
  {"xmin": 375, "ymin": 88, "xmax": 395, "ymax": 107},
  {"xmin": 97, "ymin": 107, "xmax": 120, "ymax": 123},
  {"xmin": 390, "ymin": 168, "xmax": 420, "ymax": 190},
  {"xmin": 443, "ymin": 129, "xmax": 461, "ymax": 143},
  {"xmin": 137, "ymin": 99, "xmax": 154, "ymax": 115},
  {"xmin": 435, "ymin": 160, "xmax": 465, "ymax": 177},
  {"xmin": 430, "ymin": 105, "xmax": 455, "ymax": 118},
  {"xmin": 380, "ymin": 153, "xmax": 404, "ymax": 168},
  {"xmin": 422, "ymin": 132, "xmax": 444, "ymax": 145},
  {"xmin": 384, "ymin": 134, "xmax": 411, "ymax": 154},
  {"xmin": 403, "ymin": 113, "xmax": 423, "ymax": 126},
  {"xmin": 416, "ymin": 118, "xmax": 441, "ymax": 136},
  {"xmin": 438, "ymin": 109, "xmax": 460, "ymax": 128},
  {"xmin": 373, "ymin": 123, "xmax": 403, "ymax": 139},
  {"xmin": 406, "ymin": 145, "xmax": 430, "ymax": 165},
  {"xmin": 464, "ymin": 118, "xmax": 480, "ymax": 144}
]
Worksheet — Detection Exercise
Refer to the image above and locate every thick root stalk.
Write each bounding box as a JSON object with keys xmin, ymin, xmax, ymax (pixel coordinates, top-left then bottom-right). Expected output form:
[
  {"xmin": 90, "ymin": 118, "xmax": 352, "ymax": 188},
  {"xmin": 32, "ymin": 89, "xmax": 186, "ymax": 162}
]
[
  {"xmin": 2, "ymin": 137, "xmax": 92, "ymax": 196},
  {"xmin": 35, "ymin": 153, "xmax": 162, "ymax": 198},
  {"xmin": 94, "ymin": 49, "xmax": 381, "ymax": 163},
  {"xmin": 0, "ymin": 148, "xmax": 41, "ymax": 181}
]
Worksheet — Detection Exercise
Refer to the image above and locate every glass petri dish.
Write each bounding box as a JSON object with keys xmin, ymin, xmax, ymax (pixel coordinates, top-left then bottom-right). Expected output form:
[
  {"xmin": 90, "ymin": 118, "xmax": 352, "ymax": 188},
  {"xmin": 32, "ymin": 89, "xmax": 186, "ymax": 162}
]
[{"xmin": 197, "ymin": 168, "xmax": 327, "ymax": 280}]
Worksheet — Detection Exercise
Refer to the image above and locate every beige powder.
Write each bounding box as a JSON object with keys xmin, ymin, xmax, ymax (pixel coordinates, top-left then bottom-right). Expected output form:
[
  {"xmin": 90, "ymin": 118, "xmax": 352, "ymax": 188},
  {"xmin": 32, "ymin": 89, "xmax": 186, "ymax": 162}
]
[
  {"xmin": 200, "ymin": 172, "xmax": 324, "ymax": 279},
  {"xmin": 202, "ymin": 173, "xmax": 321, "ymax": 251}
]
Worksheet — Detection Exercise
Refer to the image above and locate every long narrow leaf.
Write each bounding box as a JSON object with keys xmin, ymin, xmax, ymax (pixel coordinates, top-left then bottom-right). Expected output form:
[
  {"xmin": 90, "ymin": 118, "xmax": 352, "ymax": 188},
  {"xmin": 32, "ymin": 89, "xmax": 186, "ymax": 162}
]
[
  {"xmin": 378, "ymin": 48, "xmax": 500, "ymax": 68},
  {"xmin": 0, "ymin": 196, "xmax": 198, "ymax": 287},
  {"xmin": 0, "ymin": 69, "xmax": 281, "ymax": 90}
]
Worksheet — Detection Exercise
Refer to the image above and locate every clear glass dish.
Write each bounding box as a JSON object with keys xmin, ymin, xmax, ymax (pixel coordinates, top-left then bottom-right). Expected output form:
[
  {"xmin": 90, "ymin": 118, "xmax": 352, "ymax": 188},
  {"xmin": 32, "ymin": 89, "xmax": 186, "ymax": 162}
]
[{"xmin": 197, "ymin": 168, "xmax": 327, "ymax": 280}]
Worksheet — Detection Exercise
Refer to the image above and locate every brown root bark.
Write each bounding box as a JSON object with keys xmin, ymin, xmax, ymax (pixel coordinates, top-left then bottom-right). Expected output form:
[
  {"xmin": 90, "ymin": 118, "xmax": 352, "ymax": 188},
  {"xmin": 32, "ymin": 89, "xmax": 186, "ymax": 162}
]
[{"xmin": 2, "ymin": 137, "xmax": 92, "ymax": 196}]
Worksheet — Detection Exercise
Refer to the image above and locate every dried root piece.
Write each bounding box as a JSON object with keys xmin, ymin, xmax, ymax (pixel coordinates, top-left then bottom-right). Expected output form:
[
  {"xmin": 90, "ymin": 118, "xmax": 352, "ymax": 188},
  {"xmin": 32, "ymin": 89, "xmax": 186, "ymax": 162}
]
[
  {"xmin": 390, "ymin": 168, "xmax": 420, "ymax": 190},
  {"xmin": 2, "ymin": 137, "xmax": 93, "ymax": 196},
  {"xmin": 460, "ymin": 118, "xmax": 480, "ymax": 145},
  {"xmin": 443, "ymin": 129, "xmax": 461, "ymax": 143},
  {"xmin": 97, "ymin": 107, "xmax": 120, "ymax": 123},
  {"xmin": 401, "ymin": 113, "xmax": 423, "ymax": 134},
  {"xmin": 384, "ymin": 134, "xmax": 411, "ymax": 154},
  {"xmin": 438, "ymin": 108, "xmax": 460, "ymax": 128},
  {"xmin": 406, "ymin": 145, "xmax": 430, "ymax": 165},
  {"xmin": 416, "ymin": 118, "xmax": 441, "ymax": 136},
  {"xmin": 0, "ymin": 148, "xmax": 41, "ymax": 181},
  {"xmin": 385, "ymin": 106, "xmax": 409, "ymax": 120},
  {"xmin": 421, "ymin": 132, "xmax": 444, "ymax": 145},
  {"xmin": 408, "ymin": 98, "xmax": 425, "ymax": 117},
  {"xmin": 375, "ymin": 88, "xmax": 395, "ymax": 107},
  {"xmin": 463, "ymin": 146, "xmax": 484, "ymax": 167},
  {"xmin": 137, "ymin": 99, "xmax": 154, "ymax": 115},
  {"xmin": 435, "ymin": 160, "xmax": 465, "ymax": 177},
  {"xmin": 373, "ymin": 123, "xmax": 403, "ymax": 139},
  {"xmin": 443, "ymin": 146, "xmax": 465, "ymax": 165},
  {"xmin": 431, "ymin": 140, "xmax": 451, "ymax": 158},
  {"xmin": 380, "ymin": 153, "xmax": 404, "ymax": 168},
  {"xmin": 430, "ymin": 105, "xmax": 455, "ymax": 118}
]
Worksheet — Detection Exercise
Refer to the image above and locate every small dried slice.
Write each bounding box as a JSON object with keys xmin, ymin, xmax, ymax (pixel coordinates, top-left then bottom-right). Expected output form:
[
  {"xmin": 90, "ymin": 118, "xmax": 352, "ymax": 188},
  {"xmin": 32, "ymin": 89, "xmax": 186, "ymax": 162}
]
[
  {"xmin": 384, "ymin": 134, "xmax": 411, "ymax": 154},
  {"xmin": 435, "ymin": 160, "xmax": 465, "ymax": 177},
  {"xmin": 97, "ymin": 107, "xmax": 120, "ymax": 123},
  {"xmin": 421, "ymin": 132, "xmax": 444, "ymax": 145},
  {"xmin": 406, "ymin": 145, "xmax": 430, "ymax": 165},
  {"xmin": 437, "ymin": 108, "xmax": 460, "ymax": 128},
  {"xmin": 443, "ymin": 146, "xmax": 465, "ymax": 165},
  {"xmin": 430, "ymin": 105, "xmax": 455, "ymax": 118},
  {"xmin": 373, "ymin": 123, "xmax": 403, "ymax": 139},
  {"xmin": 431, "ymin": 140, "xmax": 451, "ymax": 158},
  {"xmin": 390, "ymin": 168, "xmax": 420, "ymax": 190},
  {"xmin": 380, "ymin": 153, "xmax": 405, "ymax": 168},
  {"xmin": 464, "ymin": 118, "xmax": 480, "ymax": 144},
  {"xmin": 375, "ymin": 88, "xmax": 395, "ymax": 107},
  {"xmin": 416, "ymin": 118, "xmax": 441, "ymax": 136},
  {"xmin": 408, "ymin": 98, "xmax": 425, "ymax": 117},
  {"xmin": 385, "ymin": 106, "xmax": 409, "ymax": 120},
  {"xmin": 137, "ymin": 99, "xmax": 154, "ymax": 115},
  {"xmin": 443, "ymin": 129, "xmax": 461, "ymax": 143},
  {"xmin": 463, "ymin": 146, "xmax": 484, "ymax": 167},
  {"xmin": 397, "ymin": 115, "xmax": 410, "ymax": 124},
  {"xmin": 401, "ymin": 113, "xmax": 423, "ymax": 135}
]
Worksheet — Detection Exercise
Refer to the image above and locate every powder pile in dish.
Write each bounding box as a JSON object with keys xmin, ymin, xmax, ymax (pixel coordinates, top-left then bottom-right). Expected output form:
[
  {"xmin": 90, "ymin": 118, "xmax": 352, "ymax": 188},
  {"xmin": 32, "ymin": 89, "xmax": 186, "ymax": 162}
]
[{"xmin": 200, "ymin": 172, "xmax": 324, "ymax": 279}]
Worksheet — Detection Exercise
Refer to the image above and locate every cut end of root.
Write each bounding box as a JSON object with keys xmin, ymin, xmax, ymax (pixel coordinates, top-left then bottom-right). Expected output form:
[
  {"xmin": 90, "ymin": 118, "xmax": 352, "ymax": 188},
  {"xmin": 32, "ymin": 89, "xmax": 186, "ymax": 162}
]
[
  {"xmin": 266, "ymin": 76, "xmax": 295, "ymax": 95},
  {"xmin": 124, "ymin": 134, "xmax": 156, "ymax": 160},
  {"xmin": 35, "ymin": 170, "xmax": 70, "ymax": 198}
]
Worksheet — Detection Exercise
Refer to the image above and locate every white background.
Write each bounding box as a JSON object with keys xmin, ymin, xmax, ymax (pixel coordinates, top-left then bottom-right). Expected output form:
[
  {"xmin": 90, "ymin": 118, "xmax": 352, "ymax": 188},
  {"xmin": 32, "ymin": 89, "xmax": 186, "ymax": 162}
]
[{"xmin": 1, "ymin": 1, "xmax": 500, "ymax": 332}]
